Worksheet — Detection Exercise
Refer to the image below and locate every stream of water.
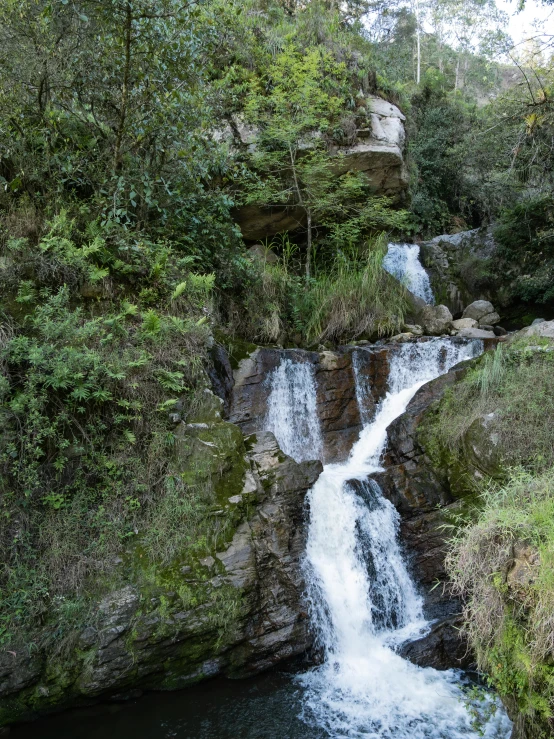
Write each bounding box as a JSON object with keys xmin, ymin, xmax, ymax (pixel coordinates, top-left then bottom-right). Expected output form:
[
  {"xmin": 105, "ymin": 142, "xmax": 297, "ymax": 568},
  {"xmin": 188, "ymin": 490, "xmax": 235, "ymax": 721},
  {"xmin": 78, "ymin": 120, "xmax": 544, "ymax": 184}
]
[
  {"xmin": 265, "ymin": 338, "xmax": 511, "ymax": 739},
  {"xmin": 382, "ymin": 243, "xmax": 434, "ymax": 304}
]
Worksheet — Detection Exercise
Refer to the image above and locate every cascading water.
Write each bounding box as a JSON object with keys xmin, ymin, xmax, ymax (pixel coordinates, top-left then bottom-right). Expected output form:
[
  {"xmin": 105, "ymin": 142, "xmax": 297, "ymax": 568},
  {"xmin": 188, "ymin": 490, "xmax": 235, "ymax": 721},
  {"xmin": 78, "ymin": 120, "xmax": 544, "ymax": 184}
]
[
  {"xmin": 265, "ymin": 340, "xmax": 512, "ymax": 739},
  {"xmin": 264, "ymin": 356, "xmax": 323, "ymax": 463},
  {"xmin": 383, "ymin": 243, "xmax": 434, "ymax": 304}
]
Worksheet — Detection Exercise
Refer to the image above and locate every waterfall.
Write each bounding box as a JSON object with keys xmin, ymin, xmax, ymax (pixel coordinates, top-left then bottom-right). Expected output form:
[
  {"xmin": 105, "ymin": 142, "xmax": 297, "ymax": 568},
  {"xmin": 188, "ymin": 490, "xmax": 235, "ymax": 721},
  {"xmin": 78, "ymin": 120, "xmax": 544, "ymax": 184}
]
[
  {"xmin": 265, "ymin": 339, "xmax": 511, "ymax": 738},
  {"xmin": 383, "ymin": 243, "xmax": 434, "ymax": 304},
  {"xmin": 264, "ymin": 356, "xmax": 323, "ymax": 463}
]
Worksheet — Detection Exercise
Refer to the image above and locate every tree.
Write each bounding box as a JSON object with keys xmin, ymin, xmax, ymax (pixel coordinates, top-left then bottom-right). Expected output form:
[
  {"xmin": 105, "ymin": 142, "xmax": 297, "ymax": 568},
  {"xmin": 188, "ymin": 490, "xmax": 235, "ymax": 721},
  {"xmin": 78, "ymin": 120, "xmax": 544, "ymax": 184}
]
[
  {"xmin": 0, "ymin": 0, "xmax": 218, "ymax": 229},
  {"xmin": 239, "ymin": 44, "xmax": 408, "ymax": 277}
]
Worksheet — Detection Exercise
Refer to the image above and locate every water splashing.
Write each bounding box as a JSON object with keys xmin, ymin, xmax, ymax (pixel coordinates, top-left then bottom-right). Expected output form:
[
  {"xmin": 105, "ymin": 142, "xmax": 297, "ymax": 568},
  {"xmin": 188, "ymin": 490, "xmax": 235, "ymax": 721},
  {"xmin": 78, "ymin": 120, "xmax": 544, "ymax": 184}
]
[
  {"xmin": 287, "ymin": 337, "xmax": 510, "ymax": 738},
  {"xmin": 383, "ymin": 243, "xmax": 434, "ymax": 304}
]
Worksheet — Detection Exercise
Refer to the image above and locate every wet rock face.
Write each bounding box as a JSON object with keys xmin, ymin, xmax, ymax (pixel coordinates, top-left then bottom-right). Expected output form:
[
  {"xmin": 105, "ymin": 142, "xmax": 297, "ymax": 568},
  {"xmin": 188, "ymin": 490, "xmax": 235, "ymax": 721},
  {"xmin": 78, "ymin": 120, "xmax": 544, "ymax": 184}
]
[
  {"xmin": 420, "ymin": 228, "xmax": 497, "ymax": 316},
  {"xmin": 374, "ymin": 364, "xmax": 471, "ymax": 520},
  {"xmin": 372, "ymin": 362, "xmax": 478, "ymax": 669},
  {"xmin": 230, "ymin": 347, "xmax": 360, "ymax": 463},
  {"xmin": 373, "ymin": 345, "xmax": 506, "ymax": 672},
  {"xmin": 399, "ymin": 615, "xmax": 473, "ymax": 670},
  {"xmin": 229, "ymin": 345, "xmax": 398, "ymax": 464},
  {"xmin": 0, "ymin": 433, "xmax": 322, "ymax": 726}
]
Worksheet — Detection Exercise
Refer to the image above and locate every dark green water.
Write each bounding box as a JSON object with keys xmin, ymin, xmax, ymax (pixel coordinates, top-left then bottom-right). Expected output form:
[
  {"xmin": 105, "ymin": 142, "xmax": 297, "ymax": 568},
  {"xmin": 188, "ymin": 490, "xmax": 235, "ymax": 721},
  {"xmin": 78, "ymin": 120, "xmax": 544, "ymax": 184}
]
[{"xmin": 10, "ymin": 670, "xmax": 324, "ymax": 739}]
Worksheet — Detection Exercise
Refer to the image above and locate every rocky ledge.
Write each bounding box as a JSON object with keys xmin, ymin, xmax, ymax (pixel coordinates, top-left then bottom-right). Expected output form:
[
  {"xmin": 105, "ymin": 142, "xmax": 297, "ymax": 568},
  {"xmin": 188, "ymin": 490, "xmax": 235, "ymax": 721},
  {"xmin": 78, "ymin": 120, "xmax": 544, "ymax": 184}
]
[
  {"xmin": 225, "ymin": 95, "xmax": 409, "ymax": 241},
  {"xmin": 229, "ymin": 342, "xmax": 431, "ymax": 464}
]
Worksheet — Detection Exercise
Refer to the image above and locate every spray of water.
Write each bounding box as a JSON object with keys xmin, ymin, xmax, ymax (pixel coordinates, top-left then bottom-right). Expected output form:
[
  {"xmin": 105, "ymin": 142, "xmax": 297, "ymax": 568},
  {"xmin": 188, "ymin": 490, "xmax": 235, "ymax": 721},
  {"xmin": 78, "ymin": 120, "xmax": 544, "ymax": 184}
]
[
  {"xmin": 383, "ymin": 243, "xmax": 434, "ymax": 304},
  {"xmin": 264, "ymin": 339, "xmax": 511, "ymax": 739}
]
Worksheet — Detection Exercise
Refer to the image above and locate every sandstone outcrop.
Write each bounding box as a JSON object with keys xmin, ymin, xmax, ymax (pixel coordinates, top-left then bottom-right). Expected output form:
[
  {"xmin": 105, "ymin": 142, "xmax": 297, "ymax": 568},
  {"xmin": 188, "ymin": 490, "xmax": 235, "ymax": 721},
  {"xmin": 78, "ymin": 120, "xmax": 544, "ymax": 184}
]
[{"xmin": 230, "ymin": 95, "xmax": 409, "ymax": 241}]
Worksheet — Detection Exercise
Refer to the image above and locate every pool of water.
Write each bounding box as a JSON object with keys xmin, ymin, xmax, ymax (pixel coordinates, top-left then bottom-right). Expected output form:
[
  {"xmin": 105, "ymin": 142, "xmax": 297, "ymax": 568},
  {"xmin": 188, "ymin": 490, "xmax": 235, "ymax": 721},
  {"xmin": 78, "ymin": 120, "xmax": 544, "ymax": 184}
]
[{"xmin": 11, "ymin": 669, "xmax": 327, "ymax": 739}]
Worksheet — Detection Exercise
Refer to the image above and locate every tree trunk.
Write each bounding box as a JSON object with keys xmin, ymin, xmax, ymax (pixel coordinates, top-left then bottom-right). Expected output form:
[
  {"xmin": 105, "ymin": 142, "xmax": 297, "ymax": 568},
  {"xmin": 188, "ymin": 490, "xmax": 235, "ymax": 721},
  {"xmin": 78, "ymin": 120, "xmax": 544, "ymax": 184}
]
[
  {"xmin": 415, "ymin": 0, "xmax": 421, "ymax": 84},
  {"xmin": 113, "ymin": 2, "xmax": 132, "ymax": 173},
  {"xmin": 288, "ymin": 144, "xmax": 312, "ymax": 279},
  {"xmin": 305, "ymin": 209, "xmax": 312, "ymax": 280}
]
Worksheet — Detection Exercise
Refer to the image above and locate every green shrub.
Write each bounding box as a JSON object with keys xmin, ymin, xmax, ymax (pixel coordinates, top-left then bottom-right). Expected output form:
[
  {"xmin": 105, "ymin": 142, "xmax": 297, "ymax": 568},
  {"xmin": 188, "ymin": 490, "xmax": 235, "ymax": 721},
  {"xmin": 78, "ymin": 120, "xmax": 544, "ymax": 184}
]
[
  {"xmin": 431, "ymin": 340, "xmax": 554, "ymax": 471},
  {"xmin": 494, "ymin": 197, "xmax": 554, "ymax": 306},
  {"xmin": 447, "ymin": 467, "xmax": 554, "ymax": 730},
  {"xmin": 0, "ymin": 226, "xmax": 220, "ymax": 645}
]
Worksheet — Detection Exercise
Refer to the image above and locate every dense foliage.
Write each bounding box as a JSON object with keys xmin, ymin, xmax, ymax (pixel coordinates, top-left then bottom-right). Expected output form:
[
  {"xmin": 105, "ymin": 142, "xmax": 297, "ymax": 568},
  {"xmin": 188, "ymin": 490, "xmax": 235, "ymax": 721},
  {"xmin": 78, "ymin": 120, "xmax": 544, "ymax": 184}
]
[{"xmin": 438, "ymin": 339, "xmax": 554, "ymax": 735}]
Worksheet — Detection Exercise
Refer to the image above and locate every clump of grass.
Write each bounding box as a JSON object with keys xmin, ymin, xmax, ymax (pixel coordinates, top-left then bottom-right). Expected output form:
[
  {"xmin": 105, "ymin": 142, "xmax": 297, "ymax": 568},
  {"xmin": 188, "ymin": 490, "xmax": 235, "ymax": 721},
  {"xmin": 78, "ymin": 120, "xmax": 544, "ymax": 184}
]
[
  {"xmin": 237, "ymin": 234, "xmax": 408, "ymax": 345},
  {"xmin": 432, "ymin": 340, "xmax": 554, "ymax": 470},
  {"xmin": 447, "ymin": 467, "xmax": 554, "ymax": 725},
  {"xmin": 305, "ymin": 242, "xmax": 408, "ymax": 342}
]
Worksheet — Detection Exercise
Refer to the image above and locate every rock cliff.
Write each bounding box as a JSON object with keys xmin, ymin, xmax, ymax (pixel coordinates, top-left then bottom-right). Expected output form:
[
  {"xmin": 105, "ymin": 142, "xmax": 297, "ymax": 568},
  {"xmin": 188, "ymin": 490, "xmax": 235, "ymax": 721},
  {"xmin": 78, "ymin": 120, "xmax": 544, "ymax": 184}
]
[
  {"xmin": 0, "ymin": 427, "xmax": 322, "ymax": 727},
  {"xmin": 227, "ymin": 95, "xmax": 409, "ymax": 241},
  {"xmin": 420, "ymin": 227, "xmax": 497, "ymax": 315}
]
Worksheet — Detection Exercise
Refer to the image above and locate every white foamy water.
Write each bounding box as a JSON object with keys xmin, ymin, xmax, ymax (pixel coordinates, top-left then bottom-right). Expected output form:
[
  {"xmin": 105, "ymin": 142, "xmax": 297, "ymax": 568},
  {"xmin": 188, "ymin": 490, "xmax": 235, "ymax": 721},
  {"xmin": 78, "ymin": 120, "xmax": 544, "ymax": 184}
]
[
  {"xmin": 383, "ymin": 243, "xmax": 434, "ymax": 304},
  {"xmin": 265, "ymin": 339, "xmax": 512, "ymax": 739},
  {"xmin": 264, "ymin": 356, "xmax": 323, "ymax": 463}
]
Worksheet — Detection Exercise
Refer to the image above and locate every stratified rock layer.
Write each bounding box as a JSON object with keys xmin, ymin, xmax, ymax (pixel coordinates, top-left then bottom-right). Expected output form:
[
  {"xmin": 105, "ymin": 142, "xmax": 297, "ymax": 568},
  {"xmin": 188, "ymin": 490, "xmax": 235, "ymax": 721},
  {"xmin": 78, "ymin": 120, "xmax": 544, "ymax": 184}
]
[
  {"xmin": 232, "ymin": 95, "xmax": 409, "ymax": 241},
  {"xmin": 0, "ymin": 432, "xmax": 322, "ymax": 726},
  {"xmin": 229, "ymin": 344, "xmax": 401, "ymax": 464}
]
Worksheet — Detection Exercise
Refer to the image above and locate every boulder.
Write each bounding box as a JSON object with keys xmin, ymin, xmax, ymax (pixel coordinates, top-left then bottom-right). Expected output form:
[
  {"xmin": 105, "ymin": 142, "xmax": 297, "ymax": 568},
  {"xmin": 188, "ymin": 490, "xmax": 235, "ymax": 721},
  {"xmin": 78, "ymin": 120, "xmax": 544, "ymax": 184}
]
[
  {"xmin": 400, "ymin": 617, "xmax": 474, "ymax": 670},
  {"xmin": 515, "ymin": 319, "xmax": 554, "ymax": 341},
  {"xmin": 247, "ymin": 244, "xmax": 279, "ymax": 265},
  {"xmin": 457, "ymin": 327, "xmax": 495, "ymax": 339},
  {"xmin": 462, "ymin": 300, "xmax": 495, "ymax": 322},
  {"xmin": 402, "ymin": 324, "xmax": 423, "ymax": 336},
  {"xmin": 420, "ymin": 304, "xmax": 453, "ymax": 336},
  {"xmin": 451, "ymin": 318, "xmax": 477, "ymax": 331},
  {"xmin": 478, "ymin": 311, "xmax": 500, "ymax": 326},
  {"xmin": 388, "ymin": 332, "xmax": 415, "ymax": 342}
]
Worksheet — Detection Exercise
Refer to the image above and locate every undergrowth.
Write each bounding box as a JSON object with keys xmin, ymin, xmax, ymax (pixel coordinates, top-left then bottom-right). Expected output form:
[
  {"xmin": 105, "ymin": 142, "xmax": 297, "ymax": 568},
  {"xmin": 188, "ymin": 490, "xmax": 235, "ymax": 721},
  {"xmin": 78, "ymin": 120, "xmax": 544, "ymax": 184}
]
[
  {"xmin": 439, "ymin": 335, "xmax": 554, "ymax": 735},
  {"xmin": 431, "ymin": 339, "xmax": 554, "ymax": 471},
  {"xmin": 0, "ymin": 211, "xmax": 228, "ymax": 646},
  {"xmin": 238, "ymin": 234, "xmax": 408, "ymax": 344},
  {"xmin": 448, "ymin": 468, "xmax": 554, "ymax": 733}
]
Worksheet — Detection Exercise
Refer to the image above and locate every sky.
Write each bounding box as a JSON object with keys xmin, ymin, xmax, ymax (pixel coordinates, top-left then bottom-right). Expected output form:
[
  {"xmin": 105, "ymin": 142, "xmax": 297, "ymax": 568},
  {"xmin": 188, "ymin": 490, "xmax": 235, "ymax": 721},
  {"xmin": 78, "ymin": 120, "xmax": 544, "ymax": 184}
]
[{"xmin": 496, "ymin": 0, "xmax": 553, "ymax": 45}]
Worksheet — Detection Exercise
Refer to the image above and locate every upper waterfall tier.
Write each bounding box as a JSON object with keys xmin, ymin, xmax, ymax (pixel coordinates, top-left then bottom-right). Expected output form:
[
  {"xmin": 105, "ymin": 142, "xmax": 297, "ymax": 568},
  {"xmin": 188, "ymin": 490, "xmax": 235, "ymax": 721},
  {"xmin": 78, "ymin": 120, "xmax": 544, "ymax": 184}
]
[
  {"xmin": 383, "ymin": 243, "xmax": 434, "ymax": 304},
  {"xmin": 229, "ymin": 338, "xmax": 490, "ymax": 464}
]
